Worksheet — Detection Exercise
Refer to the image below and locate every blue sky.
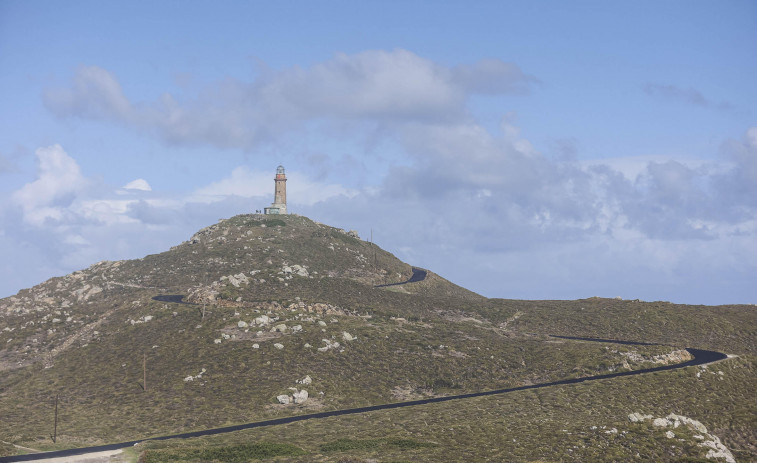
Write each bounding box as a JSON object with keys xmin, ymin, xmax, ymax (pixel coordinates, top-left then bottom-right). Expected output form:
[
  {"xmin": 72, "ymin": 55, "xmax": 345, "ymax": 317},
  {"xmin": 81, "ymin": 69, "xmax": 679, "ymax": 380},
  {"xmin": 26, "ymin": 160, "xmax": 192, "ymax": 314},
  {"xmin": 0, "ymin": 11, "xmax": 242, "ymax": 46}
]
[{"xmin": 1, "ymin": 0, "xmax": 756, "ymax": 304}]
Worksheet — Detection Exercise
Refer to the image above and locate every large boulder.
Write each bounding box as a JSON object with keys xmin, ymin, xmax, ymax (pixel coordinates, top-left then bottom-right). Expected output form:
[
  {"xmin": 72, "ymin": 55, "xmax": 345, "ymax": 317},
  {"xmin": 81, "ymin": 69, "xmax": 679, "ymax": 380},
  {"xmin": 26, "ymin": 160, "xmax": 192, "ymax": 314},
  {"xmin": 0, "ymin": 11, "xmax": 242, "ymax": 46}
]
[
  {"xmin": 293, "ymin": 389, "xmax": 309, "ymax": 404},
  {"xmin": 291, "ymin": 265, "xmax": 309, "ymax": 277},
  {"xmin": 271, "ymin": 323, "xmax": 288, "ymax": 333},
  {"xmin": 317, "ymin": 339, "xmax": 340, "ymax": 352},
  {"xmin": 254, "ymin": 315, "xmax": 271, "ymax": 326},
  {"xmin": 652, "ymin": 418, "xmax": 672, "ymax": 427},
  {"xmin": 628, "ymin": 412, "xmax": 653, "ymax": 423},
  {"xmin": 222, "ymin": 273, "xmax": 249, "ymax": 288}
]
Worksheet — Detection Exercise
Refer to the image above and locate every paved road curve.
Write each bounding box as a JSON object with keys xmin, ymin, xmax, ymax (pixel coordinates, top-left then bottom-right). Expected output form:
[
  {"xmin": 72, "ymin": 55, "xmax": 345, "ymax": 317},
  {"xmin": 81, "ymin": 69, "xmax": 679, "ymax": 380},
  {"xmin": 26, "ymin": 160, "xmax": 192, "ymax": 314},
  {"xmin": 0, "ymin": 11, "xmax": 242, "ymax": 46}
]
[
  {"xmin": 374, "ymin": 267, "xmax": 427, "ymax": 288},
  {"xmin": 0, "ymin": 336, "xmax": 727, "ymax": 462}
]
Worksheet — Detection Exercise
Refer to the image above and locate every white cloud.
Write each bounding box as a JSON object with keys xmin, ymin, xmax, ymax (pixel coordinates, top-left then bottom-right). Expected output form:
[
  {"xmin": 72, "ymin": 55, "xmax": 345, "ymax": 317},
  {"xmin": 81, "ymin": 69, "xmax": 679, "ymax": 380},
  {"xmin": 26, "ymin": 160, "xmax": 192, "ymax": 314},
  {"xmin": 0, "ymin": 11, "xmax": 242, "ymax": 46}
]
[
  {"xmin": 583, "ymin": 155, "xmax": 713, "ymax": 183},
  {"xmin": 122, "ymin": 178, "xmax": 152, "ymax": 191},
  {"xmin": 718, "ymin": 126, "xmax": 757, "ymax": 207},
  {"xmin": 298, "ymin": 124, "xmax": 757, "ymax": 305},
  {"xmin": 11, "ymin": 144, "xmax": 89, "ymax": 226},
  {"xmin": 45, "ymin": 66, "xmax": 132, "ymax": 121},
  {"xmin": 43, "ymin": 50, "xmax": 537, "ymax": 150},
  {"xmin": 192, "ymin": 167, "xmax": 272, "ymax": 201}
]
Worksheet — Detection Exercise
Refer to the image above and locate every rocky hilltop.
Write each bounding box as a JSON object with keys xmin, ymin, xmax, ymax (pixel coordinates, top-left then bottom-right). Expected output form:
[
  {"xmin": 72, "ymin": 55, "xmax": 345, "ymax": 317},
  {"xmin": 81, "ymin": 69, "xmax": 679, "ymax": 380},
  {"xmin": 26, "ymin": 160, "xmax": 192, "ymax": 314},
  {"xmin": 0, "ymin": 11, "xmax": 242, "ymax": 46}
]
[
  {"xmin": 0, "ymin": 214, "xmax": 754, "ymax": 462},
  {"xmin": 0, "ymin": 214, "xmax": 477, "ymax": 371}
]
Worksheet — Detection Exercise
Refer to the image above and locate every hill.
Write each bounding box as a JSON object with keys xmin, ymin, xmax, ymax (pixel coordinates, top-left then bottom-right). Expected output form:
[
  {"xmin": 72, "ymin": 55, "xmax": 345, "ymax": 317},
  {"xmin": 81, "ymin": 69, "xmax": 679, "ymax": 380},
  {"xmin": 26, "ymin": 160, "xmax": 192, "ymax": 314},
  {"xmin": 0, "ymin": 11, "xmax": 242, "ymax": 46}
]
[{"xmin": 0, "ymin": 214, "xmax": 755, "ymax": 462}]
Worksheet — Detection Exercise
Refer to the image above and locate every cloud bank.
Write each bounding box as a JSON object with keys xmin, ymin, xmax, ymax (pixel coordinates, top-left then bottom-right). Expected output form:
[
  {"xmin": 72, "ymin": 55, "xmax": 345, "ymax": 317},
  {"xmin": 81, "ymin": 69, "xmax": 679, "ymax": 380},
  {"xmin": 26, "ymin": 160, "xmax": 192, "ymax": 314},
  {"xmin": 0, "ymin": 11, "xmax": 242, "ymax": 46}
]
[
  {"xmin": 44, "ymin": 50, "xmax": 537, "ymax": 150},
  {"xmin": 2, "ymin": 127, "xmax": 755, "ymax": 304}
]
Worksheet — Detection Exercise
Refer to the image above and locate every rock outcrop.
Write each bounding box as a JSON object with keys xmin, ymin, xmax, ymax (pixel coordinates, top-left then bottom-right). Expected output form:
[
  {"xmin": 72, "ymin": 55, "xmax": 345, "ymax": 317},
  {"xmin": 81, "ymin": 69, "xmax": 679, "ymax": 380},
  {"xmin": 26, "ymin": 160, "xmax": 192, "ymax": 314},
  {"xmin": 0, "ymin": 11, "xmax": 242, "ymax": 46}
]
[
  {"xmin": 293, "ymin": 389, "xmax": 309, "ymax": 404},
  {"xmin": 628, "ymin": 412, "xmax": 735, "ymax": 463}
]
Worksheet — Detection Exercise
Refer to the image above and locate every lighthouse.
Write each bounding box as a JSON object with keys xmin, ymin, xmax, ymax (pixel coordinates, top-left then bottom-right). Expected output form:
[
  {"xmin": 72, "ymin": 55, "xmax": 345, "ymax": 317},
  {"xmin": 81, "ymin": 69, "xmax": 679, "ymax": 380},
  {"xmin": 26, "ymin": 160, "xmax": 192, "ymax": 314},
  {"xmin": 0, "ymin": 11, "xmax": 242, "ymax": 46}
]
[{"xmin": 264, "ymin": 165, "xmax": 287, "ymax": 215}]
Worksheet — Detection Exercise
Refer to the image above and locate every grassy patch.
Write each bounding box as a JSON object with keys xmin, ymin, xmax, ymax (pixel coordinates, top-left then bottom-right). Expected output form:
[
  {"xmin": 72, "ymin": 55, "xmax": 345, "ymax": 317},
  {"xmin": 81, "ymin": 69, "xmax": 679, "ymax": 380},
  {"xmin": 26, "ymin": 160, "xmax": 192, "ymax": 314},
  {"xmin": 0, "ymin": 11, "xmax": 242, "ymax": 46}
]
[
  {"xmin": 140, "ymin": 441, "xmax": 305, "ymax": 462},
  {"xmin": 320, "ymin": 437, "xmax": 436, "ymax": 452},
  {"xmin": 260, "ymin": 219, "xmax": 286, "ymax": 228}
]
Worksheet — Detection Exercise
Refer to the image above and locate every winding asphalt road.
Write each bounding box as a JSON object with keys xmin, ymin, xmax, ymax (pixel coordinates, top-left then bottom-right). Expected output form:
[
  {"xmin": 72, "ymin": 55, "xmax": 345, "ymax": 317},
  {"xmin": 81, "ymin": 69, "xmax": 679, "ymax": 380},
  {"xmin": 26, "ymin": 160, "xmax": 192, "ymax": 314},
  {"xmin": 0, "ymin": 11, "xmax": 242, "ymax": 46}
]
[
  {"xmin": 0, "ymin": 273, "xmax": 730, "ymax": 462},
  {"xmin": 374, "ymin": 267, "xmax": 427, "ymax": 288}
]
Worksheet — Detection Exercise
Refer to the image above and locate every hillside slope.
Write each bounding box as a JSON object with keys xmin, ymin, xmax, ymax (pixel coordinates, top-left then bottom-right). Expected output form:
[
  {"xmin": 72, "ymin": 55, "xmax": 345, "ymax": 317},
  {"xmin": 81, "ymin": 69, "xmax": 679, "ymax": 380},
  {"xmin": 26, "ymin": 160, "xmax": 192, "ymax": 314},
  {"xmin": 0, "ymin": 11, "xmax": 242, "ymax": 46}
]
[{"xmin": 0, "ymin": 214, "xmax": 754, "ymax": 462}]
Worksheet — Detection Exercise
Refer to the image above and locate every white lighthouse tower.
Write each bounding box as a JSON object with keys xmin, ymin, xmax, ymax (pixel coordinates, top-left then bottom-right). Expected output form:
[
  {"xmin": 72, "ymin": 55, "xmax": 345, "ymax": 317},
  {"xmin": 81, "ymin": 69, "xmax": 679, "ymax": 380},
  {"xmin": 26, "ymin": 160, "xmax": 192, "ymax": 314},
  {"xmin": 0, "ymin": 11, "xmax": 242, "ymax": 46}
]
[{"xmin": 264, "ymin": 165, "xmax": 287, "ymax": 215}]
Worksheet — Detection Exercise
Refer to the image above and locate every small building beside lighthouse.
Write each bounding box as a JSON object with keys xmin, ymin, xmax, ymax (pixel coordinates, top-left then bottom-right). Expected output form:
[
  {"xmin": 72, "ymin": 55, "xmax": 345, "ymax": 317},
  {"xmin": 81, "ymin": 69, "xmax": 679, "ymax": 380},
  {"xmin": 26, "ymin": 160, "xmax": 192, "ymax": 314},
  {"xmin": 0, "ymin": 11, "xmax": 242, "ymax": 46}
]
[{"xmin": 264, "ymin": 165, "xmax": 287, "ymax": 215}]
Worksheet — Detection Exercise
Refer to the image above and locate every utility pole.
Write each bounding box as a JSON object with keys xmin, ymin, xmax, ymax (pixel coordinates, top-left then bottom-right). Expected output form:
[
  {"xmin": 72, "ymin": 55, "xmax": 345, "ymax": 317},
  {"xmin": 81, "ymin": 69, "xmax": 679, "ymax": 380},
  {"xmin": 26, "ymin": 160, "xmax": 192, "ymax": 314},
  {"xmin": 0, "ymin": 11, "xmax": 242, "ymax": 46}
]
[{"xmin": 51, "ymin": 393, "xmax": 58, "ymax": 443}]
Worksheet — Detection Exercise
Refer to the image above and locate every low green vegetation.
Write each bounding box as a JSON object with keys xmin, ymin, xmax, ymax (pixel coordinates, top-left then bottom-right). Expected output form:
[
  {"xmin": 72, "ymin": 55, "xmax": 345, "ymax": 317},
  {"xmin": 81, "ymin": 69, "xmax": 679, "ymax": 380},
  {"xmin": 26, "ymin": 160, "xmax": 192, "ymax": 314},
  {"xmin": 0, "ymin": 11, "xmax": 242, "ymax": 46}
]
[
  {"xmin": 140, "ymin": 441, "xmax": 305, "ymax": 462},
  {"xmin": 137, "ymin": 354, "xmax": 755, "ymax": 462},
  {"xmin": 319, "ymin": 437, "xmax": 436, "ymax": 452},
  {"xmin": 0, "ymin": 214, "xmax": 754, "ymax": 461}
]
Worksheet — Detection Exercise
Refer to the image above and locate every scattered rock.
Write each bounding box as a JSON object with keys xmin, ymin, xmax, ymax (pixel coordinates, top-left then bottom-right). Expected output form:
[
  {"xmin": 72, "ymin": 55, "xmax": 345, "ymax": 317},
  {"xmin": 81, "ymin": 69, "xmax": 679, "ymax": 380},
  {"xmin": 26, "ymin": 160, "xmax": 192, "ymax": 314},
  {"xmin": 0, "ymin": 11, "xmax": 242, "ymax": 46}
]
[
  {"xmin": 700, "ymin": 438, "xmax": 736, "ymax": 463},
  {"xmin": 628, "ymin": 412, "xmax": 653, "ymax": 423},
  {"xmin": 628, "ymin": 413, "xmax": 735, "ymax": 463},
  {"xmin": 653, "ymin": 418, "xmax": 672, "ymax": 427},
  {"xmin": 183, "ymin": 368, "xmax": 206, "ymax": 382},
  {"xmin": 297, "ymin": 375, "xmax": 312, "ymax": 385},
  {"xmin": 276, "ymin": 395, "xmax": 290, "ymax": 404},
  {"xmin": 274, "ymin": 343, "xmax": 284, "ymax": 350},
  {"xmin": 291, "ymin": 265, "xmax": 309, "ymax": 277},
  {"xmin": 129, "ymin": 315, "xmax": 155, "ymax": 325},
  {"xmin": 666, "ymin": 414, "xmax": 708, "ymax": 433},
  {"xmin": 271, "ymin": 323, "xmax": 288, "ymax": 333},
  {"xmin": 620, "ymin": 349, "xmax": 692, "ymax": 365},
  {"xmin": 254, "ymin": 315, "xmax": 271, "ymax": 326},
  {"xmin": 293, "ymin": 389, "xmax": 309, "ymax": 404},
  {"xmin": 252, "ymin": 344, "xmax": 259, "ymax": 349},
  {"xmin": 317, "ymin": 339, "xmax": 340, "ymax": 352},
  {"xmin": 342, "ymin": 331, "xmax": 355, "ymax": 341},
  {"xmin": 221, "ymin": 273, "xmax": 249, "ymax": 288},
  {"xmin": 238, "ymin": 321, "xmax": 248, "ymax": 328}
]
